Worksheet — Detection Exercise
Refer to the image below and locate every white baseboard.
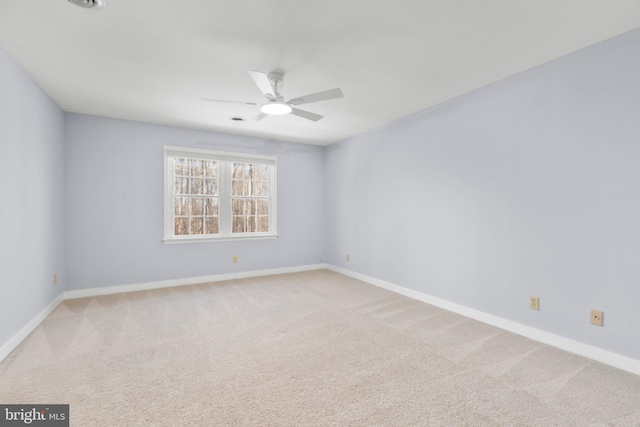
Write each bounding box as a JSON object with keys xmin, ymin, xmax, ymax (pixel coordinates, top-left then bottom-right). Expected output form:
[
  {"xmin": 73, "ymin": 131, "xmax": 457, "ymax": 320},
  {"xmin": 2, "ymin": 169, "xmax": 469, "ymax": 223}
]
[
  {"xmin": 0, "ymin": 293, "xmax": 64, "ymax": 363},
  {"xmin": 327, "ymin": 264, "xmax": 640, "ymax": 377},
  {"xmin": 64, "ymin": 263, "xmax": 327, "ymax": 300}
]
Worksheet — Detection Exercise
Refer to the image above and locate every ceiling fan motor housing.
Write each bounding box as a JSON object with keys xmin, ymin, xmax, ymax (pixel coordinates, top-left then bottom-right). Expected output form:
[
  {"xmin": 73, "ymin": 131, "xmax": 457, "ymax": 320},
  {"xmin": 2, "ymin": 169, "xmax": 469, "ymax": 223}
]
[{"xmin": 267, "ymin": 71, "xmax": 285, "ymax": 86}]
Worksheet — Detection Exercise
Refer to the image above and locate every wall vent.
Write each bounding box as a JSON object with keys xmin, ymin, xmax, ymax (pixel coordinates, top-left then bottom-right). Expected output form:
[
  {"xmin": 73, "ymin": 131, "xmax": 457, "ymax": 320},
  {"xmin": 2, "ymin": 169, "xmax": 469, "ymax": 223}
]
[{"xmin": 68, "ymin": 0, "xmax": 104, "ymax": 8}]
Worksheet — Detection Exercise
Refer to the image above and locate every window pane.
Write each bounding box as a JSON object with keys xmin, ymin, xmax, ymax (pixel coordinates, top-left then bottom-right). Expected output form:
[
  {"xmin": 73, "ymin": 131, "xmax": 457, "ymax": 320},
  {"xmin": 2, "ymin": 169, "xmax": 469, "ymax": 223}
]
[
  {"xmin": 174, "ymin": 158, "xmax": 188, "ymax": 176},
  {"xmin": 190, "ymin": 198, "xmax": 204, "ymax": 216},
  {"xmin": 247, "ymin": 216, "xmax": 257, "ymax": 233},
  {"xmin": 254, "ymin": 181, "xmax": 268, "ymax": 197},
  {"xmin": 174, "ymin": 177, "xmax": 188, "ymax": 195},
  {"xmin": 232, "ymin": 198, "xmax": 244, "ymax": 215},
  {"xmin": 190, "ymin": 217, "xmax": 203, "ymax": 235},
  {"xmin": 257, "ymin": 199, "xmax": 269, "ymax": 215},
  {"xmin": 232, "ymin": 180, "xmax": 243, "ymax": 196},
  {"xmin": 246, "ymin": 199, "xmax": 257, "ymax": 216},
  {"xmin": 244, "ymin": 163, "xmax": 254, "ymax": 179},
  {"xmin": 257, "ymin": 164, "xmax": 269, "ymax": 181},
  {"xmin": 190, "ymin": 178, "xmax": 203, "ymax": 195},
  {"xmin": 232, "ymin": 163, "xmax": 244, "ymax": 179},
  {"xmin": 205, "ymin": 217, "xmax": 219, "ymax": 234},
  {"xmin": 258, "ymin": 216, "xmax": 269, "ymax": 232},
  {"xmin": 232, "ymin": 216, "xmax": 245, "ymax": 233},
  {"xmin": 204, "ymin": 161, "xmax": 217, "ymax": 178},
  {"xmin": 204, "ymin": 179, "xmax": 218, "ymax": 195},
  {"xmin": 174, "ymin": 217, "xmax": 189, "ymax": 235},
  {"xmin": 174, "ymin": 197, "xmax": 188, "ymax": 216},
  {"xmin": 244, "ymin": 180, "xmax": 253, "ymax": 196},
  {"xmin": 190, "ymin": 159, "xmax": 203, "ymax": 177},
  {"xmin": 204, "ymin": 198, "xmax": 218, "ymax": 216}
]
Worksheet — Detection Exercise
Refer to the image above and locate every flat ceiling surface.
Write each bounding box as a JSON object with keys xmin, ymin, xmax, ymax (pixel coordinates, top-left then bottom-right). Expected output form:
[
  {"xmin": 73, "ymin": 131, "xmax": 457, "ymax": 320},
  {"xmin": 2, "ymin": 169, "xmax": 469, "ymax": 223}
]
[{"xmin": 1, "ymin": 1, "xmax": 639, "ymax": 145}]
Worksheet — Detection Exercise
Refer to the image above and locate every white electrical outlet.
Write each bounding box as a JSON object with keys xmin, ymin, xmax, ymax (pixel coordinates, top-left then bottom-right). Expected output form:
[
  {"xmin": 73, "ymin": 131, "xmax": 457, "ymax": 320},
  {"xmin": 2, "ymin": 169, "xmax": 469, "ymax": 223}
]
[{"xmin": 530, "ymin": 296, "xmax": 539, "ymax": 311}]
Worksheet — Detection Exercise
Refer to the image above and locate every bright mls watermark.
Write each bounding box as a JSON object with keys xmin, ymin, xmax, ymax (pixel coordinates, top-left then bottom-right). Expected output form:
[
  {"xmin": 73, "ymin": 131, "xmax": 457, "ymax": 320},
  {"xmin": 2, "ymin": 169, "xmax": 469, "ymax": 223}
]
[{"xmin": 0, "ymin": 405, "xmax": 68, "ymax": 426}]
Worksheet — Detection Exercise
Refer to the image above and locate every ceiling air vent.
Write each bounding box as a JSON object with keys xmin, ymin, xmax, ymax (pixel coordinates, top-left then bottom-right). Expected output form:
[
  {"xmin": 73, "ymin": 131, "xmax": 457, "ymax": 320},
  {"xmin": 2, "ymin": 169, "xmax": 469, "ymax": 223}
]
[{"xmin": 68, "ymin": 0, "xmax": 103, "ymax": 8}]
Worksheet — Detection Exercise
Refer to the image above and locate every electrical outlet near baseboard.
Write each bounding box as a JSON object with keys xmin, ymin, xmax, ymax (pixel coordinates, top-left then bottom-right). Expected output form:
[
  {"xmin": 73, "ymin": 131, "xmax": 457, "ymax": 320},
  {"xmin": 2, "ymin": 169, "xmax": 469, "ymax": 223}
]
[
  {"xmin": 346, "ymin": 254, "xmax": 350, "ymax": 262},
  {"xmin": 529, "ymin": 296, "xmax": 539, "ymax": 311},
  {"xmin": 233, "ymin": 256, "xmax": 238, "ymax": 263},
  {"xmin": 53, "ymin": 274, "xmax": 58, "ymax": 285},
  {"xmin": 591, "ymin": 310, "xmax": 603, "ymax": 326}
]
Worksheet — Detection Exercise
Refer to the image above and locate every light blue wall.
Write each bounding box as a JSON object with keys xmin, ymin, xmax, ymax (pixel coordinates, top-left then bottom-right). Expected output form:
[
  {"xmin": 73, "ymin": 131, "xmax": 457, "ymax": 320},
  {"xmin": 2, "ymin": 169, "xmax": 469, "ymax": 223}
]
[
  {"xmin": 0, "ymin": 49, "xmax": 66, "ymax": 347},
  {"xmin": 324, "ymin": 29, "xmax": 640, "ymax": 360},
  {"xmin": 64, "ymin": 114, "xmax": 325, "ymax": 289}
]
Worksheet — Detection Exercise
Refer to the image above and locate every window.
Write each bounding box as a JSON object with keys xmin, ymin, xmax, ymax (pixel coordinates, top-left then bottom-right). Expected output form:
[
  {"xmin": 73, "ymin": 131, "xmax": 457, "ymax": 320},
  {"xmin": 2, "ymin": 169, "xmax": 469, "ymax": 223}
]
[{"xmin": 164, "ymin": 146, "xmax": 277, "ymax": 243}]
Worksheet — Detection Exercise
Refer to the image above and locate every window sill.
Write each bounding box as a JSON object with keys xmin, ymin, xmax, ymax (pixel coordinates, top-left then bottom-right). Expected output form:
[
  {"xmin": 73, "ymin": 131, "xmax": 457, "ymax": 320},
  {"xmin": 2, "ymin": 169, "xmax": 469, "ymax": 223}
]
[{"xmin": 163, "ymin": 234, "xmax": 279, "ymax": 244}]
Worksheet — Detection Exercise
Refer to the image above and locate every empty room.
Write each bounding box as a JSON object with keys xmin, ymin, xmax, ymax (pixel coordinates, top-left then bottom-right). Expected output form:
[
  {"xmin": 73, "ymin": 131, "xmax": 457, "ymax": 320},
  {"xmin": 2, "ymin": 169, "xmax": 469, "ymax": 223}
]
[{"xmin": 1, "ymin": 1, "xmax": 640, "ymax": 425}]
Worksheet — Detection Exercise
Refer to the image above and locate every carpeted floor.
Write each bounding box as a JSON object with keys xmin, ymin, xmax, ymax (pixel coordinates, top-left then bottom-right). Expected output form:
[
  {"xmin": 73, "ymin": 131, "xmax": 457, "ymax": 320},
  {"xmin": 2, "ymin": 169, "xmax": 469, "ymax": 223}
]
[{"xmin": 1, "ymin": 269, "xmax": 639, "ymax": 426}]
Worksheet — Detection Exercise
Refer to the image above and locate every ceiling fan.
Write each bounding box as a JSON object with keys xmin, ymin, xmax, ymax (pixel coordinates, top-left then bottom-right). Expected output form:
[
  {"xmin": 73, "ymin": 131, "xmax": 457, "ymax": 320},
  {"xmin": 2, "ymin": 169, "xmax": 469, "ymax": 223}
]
[{"xmin": 203, "ymin": 71, "xmax": 344, "ymax": 122}]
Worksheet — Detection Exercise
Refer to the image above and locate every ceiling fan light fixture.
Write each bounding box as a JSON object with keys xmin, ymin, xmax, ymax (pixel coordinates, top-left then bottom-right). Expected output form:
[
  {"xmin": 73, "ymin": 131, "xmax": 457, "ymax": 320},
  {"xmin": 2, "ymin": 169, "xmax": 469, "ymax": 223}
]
[{"xmin": 261, "ymin": 102, "xmax": 292, "ymax": 115}]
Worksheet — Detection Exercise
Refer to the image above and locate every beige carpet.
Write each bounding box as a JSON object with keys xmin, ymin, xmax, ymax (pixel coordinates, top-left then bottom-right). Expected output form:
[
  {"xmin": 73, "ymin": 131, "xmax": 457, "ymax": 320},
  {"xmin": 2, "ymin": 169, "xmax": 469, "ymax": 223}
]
[{"xmin": 1, "ymin": 270, "xmax": 640, "ymax": 426}]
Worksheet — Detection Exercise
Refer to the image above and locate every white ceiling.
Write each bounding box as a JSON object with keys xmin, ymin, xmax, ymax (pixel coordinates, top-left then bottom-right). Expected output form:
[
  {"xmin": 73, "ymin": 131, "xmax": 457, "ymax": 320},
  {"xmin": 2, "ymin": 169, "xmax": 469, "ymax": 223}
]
[{"xmin": 1, "ymin": 1, "xmax": 639, "ymax": 146}]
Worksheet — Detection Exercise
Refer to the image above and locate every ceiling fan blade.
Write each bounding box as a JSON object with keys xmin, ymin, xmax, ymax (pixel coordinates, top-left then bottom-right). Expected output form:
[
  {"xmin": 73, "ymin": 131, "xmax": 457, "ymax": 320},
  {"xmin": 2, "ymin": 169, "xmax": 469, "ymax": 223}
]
[
  {"xmin": 250, "ymin": 112, "xmax": 268, "ymax": 122},
  {"xmin": 287, "ymin": 88, "xmax": 343, "ymax": 106},
  {"xmin": 202, "ymin": 98, "xmax": 258, "ymax": 106},
  {"xmin": 290, "ymin": 108, "xmax": 323, "ymax": 122},
  {"xmin": 248, "ymin": 71, "xmax": 276, "ymax": 101}
]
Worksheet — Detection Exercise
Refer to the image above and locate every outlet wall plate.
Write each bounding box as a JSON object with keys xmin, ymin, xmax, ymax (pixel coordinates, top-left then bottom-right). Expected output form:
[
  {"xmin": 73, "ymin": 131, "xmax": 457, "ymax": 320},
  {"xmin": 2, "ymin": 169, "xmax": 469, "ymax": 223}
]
[
  {"xmin": 591, "ymin": 309, "xmax": 603, "ymax": 326},
  {"xmin": 529, "ymin": 296, "xmax": 540, "ymax": 311}
]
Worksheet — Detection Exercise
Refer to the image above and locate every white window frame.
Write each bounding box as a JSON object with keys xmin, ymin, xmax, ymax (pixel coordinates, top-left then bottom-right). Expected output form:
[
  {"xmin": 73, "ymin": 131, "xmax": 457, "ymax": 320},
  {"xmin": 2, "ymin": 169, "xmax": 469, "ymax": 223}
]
[{"xmin": 163, "ymin": 146, "xmax": 278, "ymax": 244}]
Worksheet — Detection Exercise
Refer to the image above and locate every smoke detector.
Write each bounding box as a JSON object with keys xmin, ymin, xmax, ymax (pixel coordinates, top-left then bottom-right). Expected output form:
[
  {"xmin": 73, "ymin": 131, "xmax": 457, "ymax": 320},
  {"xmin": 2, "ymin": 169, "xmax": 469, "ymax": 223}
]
[{"xmin": 68, "ymin": 0, "xmax": 104, "ymax": 8}]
